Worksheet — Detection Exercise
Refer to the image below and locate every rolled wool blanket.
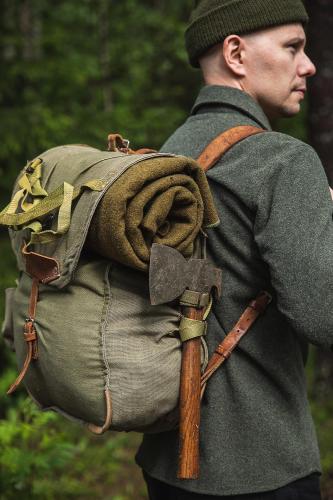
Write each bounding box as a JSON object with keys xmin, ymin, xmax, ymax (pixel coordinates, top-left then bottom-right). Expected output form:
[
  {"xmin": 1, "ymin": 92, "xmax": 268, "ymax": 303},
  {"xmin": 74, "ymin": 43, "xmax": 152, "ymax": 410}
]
[{"xmin": 87, "ymin": 155, "xmax": 219, "ymax": 271}]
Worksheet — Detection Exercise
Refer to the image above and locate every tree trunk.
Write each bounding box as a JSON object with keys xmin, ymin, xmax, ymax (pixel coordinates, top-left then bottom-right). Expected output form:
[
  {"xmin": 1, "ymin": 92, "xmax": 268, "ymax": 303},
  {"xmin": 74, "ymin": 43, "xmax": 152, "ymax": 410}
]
[
  {"xmin": 99, "ymin": 0, "xmax": 113, "ymax": 113},
  {"xmin": 306, "ymin": 0, "xmax": 333, "ymax": 402},
  {"xmin": 306, "ymin": 0, "xmax": 333, "ymax": 186},
  {"xmin": 20, "ymin": 0, "xmax": 42, "ymax": 61},
  {"xmin": 2, "ymin": 0, "xmax": 17, "ymax": 62}
]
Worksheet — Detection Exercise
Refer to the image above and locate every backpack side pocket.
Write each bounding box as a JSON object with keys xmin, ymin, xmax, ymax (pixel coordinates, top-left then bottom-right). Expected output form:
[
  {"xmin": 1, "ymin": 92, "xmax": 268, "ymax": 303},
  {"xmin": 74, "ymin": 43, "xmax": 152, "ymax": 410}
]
[{"xmin": 1, "ymin": 287, "xmax": 16, "ymax": 351}]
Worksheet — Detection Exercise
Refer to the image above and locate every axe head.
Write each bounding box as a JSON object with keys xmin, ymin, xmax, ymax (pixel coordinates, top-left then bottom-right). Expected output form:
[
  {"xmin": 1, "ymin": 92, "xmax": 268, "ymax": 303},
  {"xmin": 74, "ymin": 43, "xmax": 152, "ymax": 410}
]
[{"xmin": 149, "ymin": 244, "xmax": 222, "ymax": 306}]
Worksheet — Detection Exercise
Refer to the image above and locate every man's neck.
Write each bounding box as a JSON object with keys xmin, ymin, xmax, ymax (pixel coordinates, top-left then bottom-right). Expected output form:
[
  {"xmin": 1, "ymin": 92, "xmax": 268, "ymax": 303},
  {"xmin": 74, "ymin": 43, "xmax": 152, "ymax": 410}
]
[{"xmin": 204, "ymin": 75, "xmax": 243, "ymax": 90}]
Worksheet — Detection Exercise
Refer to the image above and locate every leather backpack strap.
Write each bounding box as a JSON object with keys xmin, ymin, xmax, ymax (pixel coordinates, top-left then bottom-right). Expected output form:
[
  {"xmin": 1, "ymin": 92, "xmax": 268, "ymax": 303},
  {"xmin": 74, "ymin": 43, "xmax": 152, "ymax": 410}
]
[
  {"xmin": 197, "ymin": 125, "xmax": 265, "ymax": 172},
  {"xmin": 196, "ymin": 126, "xmax": 269, "ymax": 395},
  {"xmin": 7, "ymin": 245, "xmax": 60, "ymax": 395},
  {"xmin": 200, "ymin": 291, "xmax": 272, "ymax": 398},
  {"xmin": 7, "ymin": 276, "xmax": 39, "ymax": 395}
]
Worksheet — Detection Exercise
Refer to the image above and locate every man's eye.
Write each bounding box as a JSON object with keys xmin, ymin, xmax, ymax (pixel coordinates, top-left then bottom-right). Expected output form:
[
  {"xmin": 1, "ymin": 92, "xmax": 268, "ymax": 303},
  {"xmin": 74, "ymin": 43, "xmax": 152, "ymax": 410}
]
[{"xmin": 288, "ymin": 45, "xmax": 298, "ymax": 54}]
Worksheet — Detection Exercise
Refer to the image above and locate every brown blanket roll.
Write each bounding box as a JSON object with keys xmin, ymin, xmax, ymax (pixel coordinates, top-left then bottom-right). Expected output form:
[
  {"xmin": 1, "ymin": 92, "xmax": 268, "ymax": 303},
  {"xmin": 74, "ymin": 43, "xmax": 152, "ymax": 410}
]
[{"xmin": 87, "ymin": 155, "xmax": 219, "ymax": 271}]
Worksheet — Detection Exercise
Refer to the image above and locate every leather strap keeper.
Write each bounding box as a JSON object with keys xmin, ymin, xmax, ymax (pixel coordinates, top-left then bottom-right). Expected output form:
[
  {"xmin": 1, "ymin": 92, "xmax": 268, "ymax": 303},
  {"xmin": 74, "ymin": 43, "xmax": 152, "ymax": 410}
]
[{"xmin": 24, "ymin": 328, "xmax": 37, "ymax": 343}]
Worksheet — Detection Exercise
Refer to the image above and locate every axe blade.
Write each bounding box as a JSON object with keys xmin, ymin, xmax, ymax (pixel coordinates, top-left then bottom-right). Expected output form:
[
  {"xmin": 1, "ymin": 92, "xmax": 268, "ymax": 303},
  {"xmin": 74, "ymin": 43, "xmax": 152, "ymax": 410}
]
[
  {"xmin": 149, "ymin": 244, "xmax": 189, "ymax": 305},
  {"xmin": 149, "ymin": 244, "xmax": 222, "ymax": 305},
  {"xmin": 187, "ymin": 260, "xmax": 222, "ymax": 299}
]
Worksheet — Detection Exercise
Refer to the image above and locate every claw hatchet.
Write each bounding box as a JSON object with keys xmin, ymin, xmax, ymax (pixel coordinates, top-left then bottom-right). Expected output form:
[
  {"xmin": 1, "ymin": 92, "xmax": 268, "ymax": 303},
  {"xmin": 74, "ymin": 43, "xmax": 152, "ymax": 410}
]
[{"xmin": 149, "ymin": 243, "xmax": 222, "ymax": 479}]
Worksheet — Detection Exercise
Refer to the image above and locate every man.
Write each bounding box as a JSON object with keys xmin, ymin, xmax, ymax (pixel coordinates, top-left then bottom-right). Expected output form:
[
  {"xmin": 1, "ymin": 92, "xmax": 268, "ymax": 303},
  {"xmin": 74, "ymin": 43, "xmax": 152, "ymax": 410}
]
[{"xmin": 136, "ymin": 1, "xmax": 333, "ymax": 498}]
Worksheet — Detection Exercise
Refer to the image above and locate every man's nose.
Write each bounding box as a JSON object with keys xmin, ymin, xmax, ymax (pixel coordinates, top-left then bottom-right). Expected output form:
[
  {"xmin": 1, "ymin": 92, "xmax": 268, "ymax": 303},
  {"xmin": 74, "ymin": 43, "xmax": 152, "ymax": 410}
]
[{"xmin": 299, "ymin": 53, "xmax": 316, "ymax": 78}]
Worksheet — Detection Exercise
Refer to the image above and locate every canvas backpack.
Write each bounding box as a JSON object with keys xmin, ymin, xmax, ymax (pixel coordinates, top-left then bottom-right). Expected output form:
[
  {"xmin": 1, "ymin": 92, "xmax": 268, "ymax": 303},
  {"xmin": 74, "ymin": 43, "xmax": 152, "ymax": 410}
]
[{"xmin": 1, "ymin": 127, "xmax": 271, "ymax": 439}]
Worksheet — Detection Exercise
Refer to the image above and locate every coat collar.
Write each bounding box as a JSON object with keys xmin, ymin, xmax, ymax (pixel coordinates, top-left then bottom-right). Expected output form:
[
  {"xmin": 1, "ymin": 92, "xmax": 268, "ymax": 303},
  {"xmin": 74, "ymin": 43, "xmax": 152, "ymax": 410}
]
[{"xmin": 191, "ymin": 85, "xmax": 272, "ymax": 131}]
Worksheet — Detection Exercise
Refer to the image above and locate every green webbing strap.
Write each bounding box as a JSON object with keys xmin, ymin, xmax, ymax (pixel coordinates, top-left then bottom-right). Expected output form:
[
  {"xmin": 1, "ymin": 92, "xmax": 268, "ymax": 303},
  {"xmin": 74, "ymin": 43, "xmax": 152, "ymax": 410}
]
[
  {"xmin": 0, "ymin": 179, "xmax": 105, "ymax": 228},
  {"xmin": 26, "ymin": 182, "xmax": 75, "ymax": 245},
  {"xmin": 179, "ymin": 290, "xmax": 210, "ymax": 308},
  {"xmin": 57, "ymin": 181, "xmax": 74, "ymax": 234},
  {"xmin": 19, "ymin": 160, "xmax": 48, "ymax": 212},
  {"xmin": 6, "ymin": 159, "xmax": 48, "ymax": 216},
  {"xmin": 24, "ymin": 221, "xmax": 43, "ymax": 234},
  {"xmin": 179, "ymin": 316, "xmax": 207, "ymax": 343},
  {"xmin": 203, "ymin": 296, "xmax": 213, "ymax": 320}
]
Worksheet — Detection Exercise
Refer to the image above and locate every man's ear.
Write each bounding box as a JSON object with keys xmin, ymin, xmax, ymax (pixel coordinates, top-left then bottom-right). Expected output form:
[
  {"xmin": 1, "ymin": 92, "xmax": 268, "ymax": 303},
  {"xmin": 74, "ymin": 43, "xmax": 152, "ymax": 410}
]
[{"xmin": 223, "ymin": 35, "xmax": 246, "ymax": 77}]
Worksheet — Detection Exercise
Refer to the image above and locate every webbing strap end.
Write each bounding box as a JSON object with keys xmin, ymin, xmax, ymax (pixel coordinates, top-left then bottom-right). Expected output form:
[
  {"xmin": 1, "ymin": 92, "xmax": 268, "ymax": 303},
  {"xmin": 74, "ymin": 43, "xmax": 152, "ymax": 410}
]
[{"xmin": 179, "ymin": 316, "xmax": 207, "ymax": 343}]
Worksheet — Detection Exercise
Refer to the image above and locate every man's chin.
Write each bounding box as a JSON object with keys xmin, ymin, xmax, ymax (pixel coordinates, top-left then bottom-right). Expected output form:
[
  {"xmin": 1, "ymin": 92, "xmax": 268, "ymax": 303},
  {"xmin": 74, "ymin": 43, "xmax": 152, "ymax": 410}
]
[
  {"xmin": 259, "ymin": 99, "xmax": 302, "ymax": 121},
  {"xmin": 280, "ymin": 103, "xmax": 302, "ymax": 118}
]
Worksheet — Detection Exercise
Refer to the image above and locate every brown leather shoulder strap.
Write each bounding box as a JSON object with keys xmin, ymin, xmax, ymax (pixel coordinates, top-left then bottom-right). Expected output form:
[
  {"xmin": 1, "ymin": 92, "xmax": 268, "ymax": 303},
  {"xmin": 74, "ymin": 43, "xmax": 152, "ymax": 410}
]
[
  {"xmin": 200, "ymin": 291, "xmax": 272, "ymax": 399},
  {"xmin": 197, "ymin": 125, "xmax": 265, "ymax": 172}
]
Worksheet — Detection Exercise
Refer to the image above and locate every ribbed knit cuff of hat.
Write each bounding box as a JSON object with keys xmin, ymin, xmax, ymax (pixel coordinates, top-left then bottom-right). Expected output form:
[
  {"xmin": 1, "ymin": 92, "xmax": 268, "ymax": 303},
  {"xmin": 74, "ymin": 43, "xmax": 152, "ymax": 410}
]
[{"xmin": 185, "ymin": 0, "xmax": 309, "ymax": 68}]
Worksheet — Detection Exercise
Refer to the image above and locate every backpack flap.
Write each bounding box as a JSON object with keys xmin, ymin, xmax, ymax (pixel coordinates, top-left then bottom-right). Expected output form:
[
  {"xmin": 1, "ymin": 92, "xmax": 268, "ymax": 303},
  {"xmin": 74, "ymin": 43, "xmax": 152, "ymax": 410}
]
[{"xmin": 2, "ymin": 147, "xmax": 176, "ymax": 288}]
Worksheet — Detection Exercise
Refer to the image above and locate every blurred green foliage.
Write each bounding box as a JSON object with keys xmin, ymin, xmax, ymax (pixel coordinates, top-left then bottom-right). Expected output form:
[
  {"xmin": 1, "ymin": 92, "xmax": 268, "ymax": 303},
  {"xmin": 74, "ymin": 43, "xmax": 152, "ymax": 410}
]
[
  {"xmin": 0, "ymin": 0, "xmax": 332, "ymax": 498},
  {"xmin": 0, "ymin": 0, "xmax": 200, "ymax": 206},
  {"xmin": 0, "ymin": 393, "xmax": 145, "ymax": 499},
  {"xmin": 0, "ymin": 2, "xmax": 198, "ymax": 497}
]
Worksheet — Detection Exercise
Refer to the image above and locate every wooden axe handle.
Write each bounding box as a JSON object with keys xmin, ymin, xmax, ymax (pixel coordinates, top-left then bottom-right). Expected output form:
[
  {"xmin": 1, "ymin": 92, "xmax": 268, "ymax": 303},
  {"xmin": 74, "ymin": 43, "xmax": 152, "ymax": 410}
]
[
  {"xmin": 178, "ymin": 306, "xmax": 204, "ymax": 479},
  {"xmin": 177, "ymin": 126, "xmax": 265, "ymax": 479}
]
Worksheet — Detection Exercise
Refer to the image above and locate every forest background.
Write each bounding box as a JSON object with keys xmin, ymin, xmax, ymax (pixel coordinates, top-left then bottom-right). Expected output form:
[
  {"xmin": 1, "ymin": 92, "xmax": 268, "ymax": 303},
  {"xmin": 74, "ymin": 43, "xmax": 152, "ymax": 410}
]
[{"xmin": 0, "ymin": 1, "xmax": 333, "ymax": 499}]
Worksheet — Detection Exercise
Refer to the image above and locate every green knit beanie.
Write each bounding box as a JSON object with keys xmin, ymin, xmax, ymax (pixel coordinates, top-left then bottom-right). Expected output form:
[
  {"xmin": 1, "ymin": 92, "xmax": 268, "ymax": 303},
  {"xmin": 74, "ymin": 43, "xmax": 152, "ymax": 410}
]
[{"xmin": 185, "ymin": 0, "xmax": 309, "ymax": 67}]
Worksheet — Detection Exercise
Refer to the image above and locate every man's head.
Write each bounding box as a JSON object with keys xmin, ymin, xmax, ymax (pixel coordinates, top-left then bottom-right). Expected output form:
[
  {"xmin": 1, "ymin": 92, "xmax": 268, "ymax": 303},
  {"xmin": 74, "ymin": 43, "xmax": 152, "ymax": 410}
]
[{"xmin": 185, "ymin": 0, "xmax": 315, "ymax": 120}]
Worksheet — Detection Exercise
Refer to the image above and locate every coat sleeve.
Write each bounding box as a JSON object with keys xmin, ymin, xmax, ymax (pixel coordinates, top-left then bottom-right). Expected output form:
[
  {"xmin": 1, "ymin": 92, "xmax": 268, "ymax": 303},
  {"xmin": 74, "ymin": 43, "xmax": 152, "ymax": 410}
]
[{"xmin": 254, "ymin": 140, "xmax": 333, "ymax": 349}]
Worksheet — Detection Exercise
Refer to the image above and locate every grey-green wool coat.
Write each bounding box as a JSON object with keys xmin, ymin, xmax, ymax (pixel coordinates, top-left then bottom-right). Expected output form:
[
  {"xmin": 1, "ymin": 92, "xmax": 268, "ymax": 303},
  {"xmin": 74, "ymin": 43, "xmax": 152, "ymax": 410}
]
[{"xmin": 136, "ymin": 85, "xmax": 333, "ymax": 496}]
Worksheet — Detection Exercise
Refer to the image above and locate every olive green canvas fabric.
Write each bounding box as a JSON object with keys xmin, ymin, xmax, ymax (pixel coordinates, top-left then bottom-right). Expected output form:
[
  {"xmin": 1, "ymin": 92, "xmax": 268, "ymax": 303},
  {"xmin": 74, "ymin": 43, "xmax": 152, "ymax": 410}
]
[
  {"xmin": 2, "ymin": 146, "xmax": 214, "ymax": 432},
  {"xmin": 7, "ymin": 147, "xmax": 163, "ymax": 286},
  {"xmin": 5, "ymin": 147, "xmax": 217, "ymax": 285},
  {"xmin": 136, "ymin": 85, "xmax": 333, "ymax": 495},
  {"xmin": 7, "ymin": 255, "xmax": 185, "ymax": 431}
]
